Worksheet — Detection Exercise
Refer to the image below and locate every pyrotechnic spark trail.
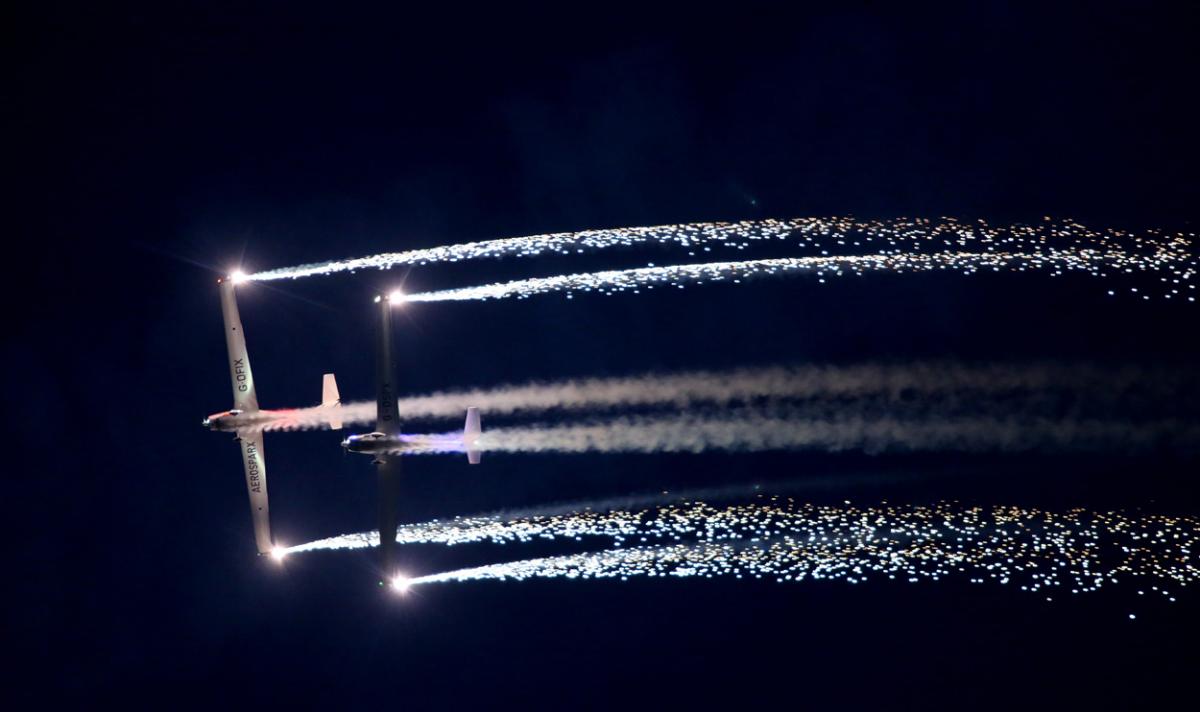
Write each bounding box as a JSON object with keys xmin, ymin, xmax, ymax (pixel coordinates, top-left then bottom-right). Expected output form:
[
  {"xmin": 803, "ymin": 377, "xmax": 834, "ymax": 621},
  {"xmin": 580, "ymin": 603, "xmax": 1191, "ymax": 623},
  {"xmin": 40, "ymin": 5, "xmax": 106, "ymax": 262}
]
[
  {"xmin": 283, "ymin": 497, "xmax": 1200, "ymax": 603},
  {"xmin": 243, "ymin": 218, "xmax": 1197, "ymax": 305},
  {"xmin": 246, "ymin": 362, "xmax": 1197, "ymax": 432},
  {"xmin": 404, "ymin": 249, "xmax": 1194, "ymax": 303}
]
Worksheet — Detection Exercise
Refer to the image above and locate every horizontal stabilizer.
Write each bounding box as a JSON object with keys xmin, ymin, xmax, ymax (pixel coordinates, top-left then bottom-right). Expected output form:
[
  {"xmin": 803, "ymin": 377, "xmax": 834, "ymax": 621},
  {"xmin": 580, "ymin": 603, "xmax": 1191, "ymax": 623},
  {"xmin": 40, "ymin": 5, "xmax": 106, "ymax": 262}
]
[
  {"xmin": 322, "ymin": 373, "xmax": 343, "ymax": 430},
  {"xmin": 464, "ymin": 406, "xmax": 482, "ymax": 465}
]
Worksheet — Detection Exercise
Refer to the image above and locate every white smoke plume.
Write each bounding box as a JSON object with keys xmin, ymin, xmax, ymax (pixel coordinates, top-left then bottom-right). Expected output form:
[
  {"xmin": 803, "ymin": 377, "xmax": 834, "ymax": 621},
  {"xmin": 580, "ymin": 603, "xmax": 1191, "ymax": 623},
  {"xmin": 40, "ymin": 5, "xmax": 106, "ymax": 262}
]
[
  {"xmin": 395, "ymin": 410, "xmax": 1200, "ymax": 457},
  {"xmin": 250, "ymin": 362, "xmax": 1195, "ymax": 433}
]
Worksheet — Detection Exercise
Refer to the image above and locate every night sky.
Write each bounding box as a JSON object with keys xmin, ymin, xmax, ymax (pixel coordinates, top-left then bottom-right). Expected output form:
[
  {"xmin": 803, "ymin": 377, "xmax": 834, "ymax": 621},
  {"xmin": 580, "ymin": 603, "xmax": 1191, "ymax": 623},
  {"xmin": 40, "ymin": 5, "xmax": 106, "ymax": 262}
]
[{"xmin": 10, "ymin": 3, "xmax": 1200, "ymax": 707}]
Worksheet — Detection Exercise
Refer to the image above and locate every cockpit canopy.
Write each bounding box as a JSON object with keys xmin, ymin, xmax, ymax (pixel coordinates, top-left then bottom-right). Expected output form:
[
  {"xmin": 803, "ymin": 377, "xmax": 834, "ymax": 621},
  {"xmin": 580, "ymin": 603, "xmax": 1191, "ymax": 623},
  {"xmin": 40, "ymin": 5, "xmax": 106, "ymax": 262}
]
[
  {"xmin": 203, "ymin": 409, "xmax": 245, "ymax": 428},
  {"xmin": 348, "ymin": 431, "xmax": 387, "ymax": 441}
]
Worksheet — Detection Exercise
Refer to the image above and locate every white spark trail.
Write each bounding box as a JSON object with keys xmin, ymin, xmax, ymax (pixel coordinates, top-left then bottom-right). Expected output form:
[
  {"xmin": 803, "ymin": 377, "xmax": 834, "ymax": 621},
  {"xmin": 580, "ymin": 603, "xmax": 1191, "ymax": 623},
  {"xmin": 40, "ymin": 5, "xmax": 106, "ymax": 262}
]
[
  {"xmin": 280, "ymin": 497, "xmax": 1200, "ymax": 601},
  {"xmin": 243, "ymin": 218, "xmax": 1198, "ymax": 303},
  {"xmin": 247, "ymin": 220, "xmax": 798, "ymax": 281},
  {"xmin": 404, "ymin": 248, "xmax": 1180, "ymax": 303},
  {"xmin": 280, "ymin": 480, "xmax": 911, "ymax": 554}
]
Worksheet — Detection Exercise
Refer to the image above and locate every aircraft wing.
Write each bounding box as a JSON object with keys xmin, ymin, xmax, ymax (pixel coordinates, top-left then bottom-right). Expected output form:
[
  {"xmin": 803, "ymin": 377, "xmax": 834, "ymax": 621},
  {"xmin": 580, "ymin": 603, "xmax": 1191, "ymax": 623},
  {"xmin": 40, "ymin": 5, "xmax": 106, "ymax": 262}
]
[
  {"xmin": 376, "ymin": 455, "xmax": 400, "ymax": 582},
  {"xmin": 218, "ymin": 278, "xmax": 272, "ymax": 553},
  {"xmin": 219, "ymin": 279, "xmax": 259, "ymax": 412},
  {"xmin": 374, "ymin": 295, "xmax": 401, "ymax": 581},
  {"xmin": 238, "ymin": 430, "xmax": 273, "ymax": 554},
  {"xmin": 375, "ymin": 295, "xmax": 400, "ymax": 434}
]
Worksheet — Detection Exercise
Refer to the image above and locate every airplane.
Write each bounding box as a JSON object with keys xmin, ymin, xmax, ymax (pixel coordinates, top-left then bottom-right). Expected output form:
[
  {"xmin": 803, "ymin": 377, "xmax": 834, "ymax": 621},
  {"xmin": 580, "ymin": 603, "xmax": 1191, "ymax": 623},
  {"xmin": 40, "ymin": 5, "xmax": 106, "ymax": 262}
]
[
  {"xmin": 205, "ymin": 276, "xmax": 342, "ymax": 556},
  {"xmin": 203, "ymin": 373, "xmax": 343, "ymax": 434},
  {"xmin": 341, "ymin": 407, "xmax": 482, "ymax": 463},
  {"xmin": 342, "ymin": 292, "xmax": 481, "ymax": 588}
]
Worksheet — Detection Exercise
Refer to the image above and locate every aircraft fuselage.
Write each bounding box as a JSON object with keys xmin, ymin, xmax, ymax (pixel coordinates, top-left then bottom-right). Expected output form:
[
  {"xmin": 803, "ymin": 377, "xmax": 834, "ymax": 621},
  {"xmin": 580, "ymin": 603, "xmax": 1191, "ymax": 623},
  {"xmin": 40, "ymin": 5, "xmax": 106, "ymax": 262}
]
[
  {"xmin": 204, "ymin": 409, "xmax": 249, "ymax": 431},
  {"xmin": 342, "ymin": 432, "xmax": 406, "ymax": 456},
  {"xmin": 203, "ymin": 408, "xmax": 286, "ymax": 432}
]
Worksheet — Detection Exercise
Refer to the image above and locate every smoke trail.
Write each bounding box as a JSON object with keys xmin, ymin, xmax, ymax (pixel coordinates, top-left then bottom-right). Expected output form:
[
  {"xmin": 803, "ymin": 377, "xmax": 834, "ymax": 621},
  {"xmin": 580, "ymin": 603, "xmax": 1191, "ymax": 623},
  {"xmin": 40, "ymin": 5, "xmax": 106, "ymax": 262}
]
[
  {"xmin": 252, "ymin": 362, "xmax": 1198, "ymax": 432},
  {"xmin": 392, "ymin": 410, "xmax": 1200, "ymax": 457},
  {"xmin": 244, "ymin": 217, "xmax": 1197, "ymax": 298},
  {"xmin": 404, "ymin": 248, "xmax": 1194, "ymax": 303},
  {"xmin": 393, "ymin": 498, "xmax": 1200, "ymax": 603}
]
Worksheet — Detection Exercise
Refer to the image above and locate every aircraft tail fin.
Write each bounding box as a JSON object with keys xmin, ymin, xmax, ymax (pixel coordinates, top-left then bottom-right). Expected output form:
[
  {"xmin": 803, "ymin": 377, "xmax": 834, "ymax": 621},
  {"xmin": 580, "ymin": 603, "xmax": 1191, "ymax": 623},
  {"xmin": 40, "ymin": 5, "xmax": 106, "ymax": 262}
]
[
  {"xmin": 322, "ymin": 373, "xmax": 343, "ymax": 430},
  {"xmin": 464, "ymin": 406, "xmax": 482, "ymax": 464}
]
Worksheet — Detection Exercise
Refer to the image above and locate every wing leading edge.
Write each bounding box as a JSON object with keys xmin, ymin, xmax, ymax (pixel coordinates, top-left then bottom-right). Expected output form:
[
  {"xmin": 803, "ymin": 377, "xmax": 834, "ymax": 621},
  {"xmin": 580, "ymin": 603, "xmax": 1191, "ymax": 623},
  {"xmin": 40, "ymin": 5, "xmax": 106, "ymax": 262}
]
[{"xmin": 376, "ymin": 294, "xmax": 401, "ymax": 580}]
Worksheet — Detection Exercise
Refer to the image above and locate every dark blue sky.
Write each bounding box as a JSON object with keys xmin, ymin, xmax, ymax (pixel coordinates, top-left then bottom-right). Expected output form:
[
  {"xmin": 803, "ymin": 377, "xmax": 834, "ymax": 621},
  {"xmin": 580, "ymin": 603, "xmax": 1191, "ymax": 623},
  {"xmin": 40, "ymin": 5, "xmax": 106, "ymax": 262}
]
[{"xmin": 9, "ymin": 2, "xmax": 1200, "ymax": 707}]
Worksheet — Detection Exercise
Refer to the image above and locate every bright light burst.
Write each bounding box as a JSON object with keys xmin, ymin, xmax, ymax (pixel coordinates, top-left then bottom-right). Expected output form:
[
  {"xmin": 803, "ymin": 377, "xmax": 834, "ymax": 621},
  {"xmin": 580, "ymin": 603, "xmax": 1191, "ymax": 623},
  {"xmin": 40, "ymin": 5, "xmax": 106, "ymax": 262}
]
[
  {"xmin": 390, "ymin": 574, "xmax": 412, "ymax": 594},
  {"xmin": 284, "ymin": 497, "xmax": 1199, "ymax": 604}
]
